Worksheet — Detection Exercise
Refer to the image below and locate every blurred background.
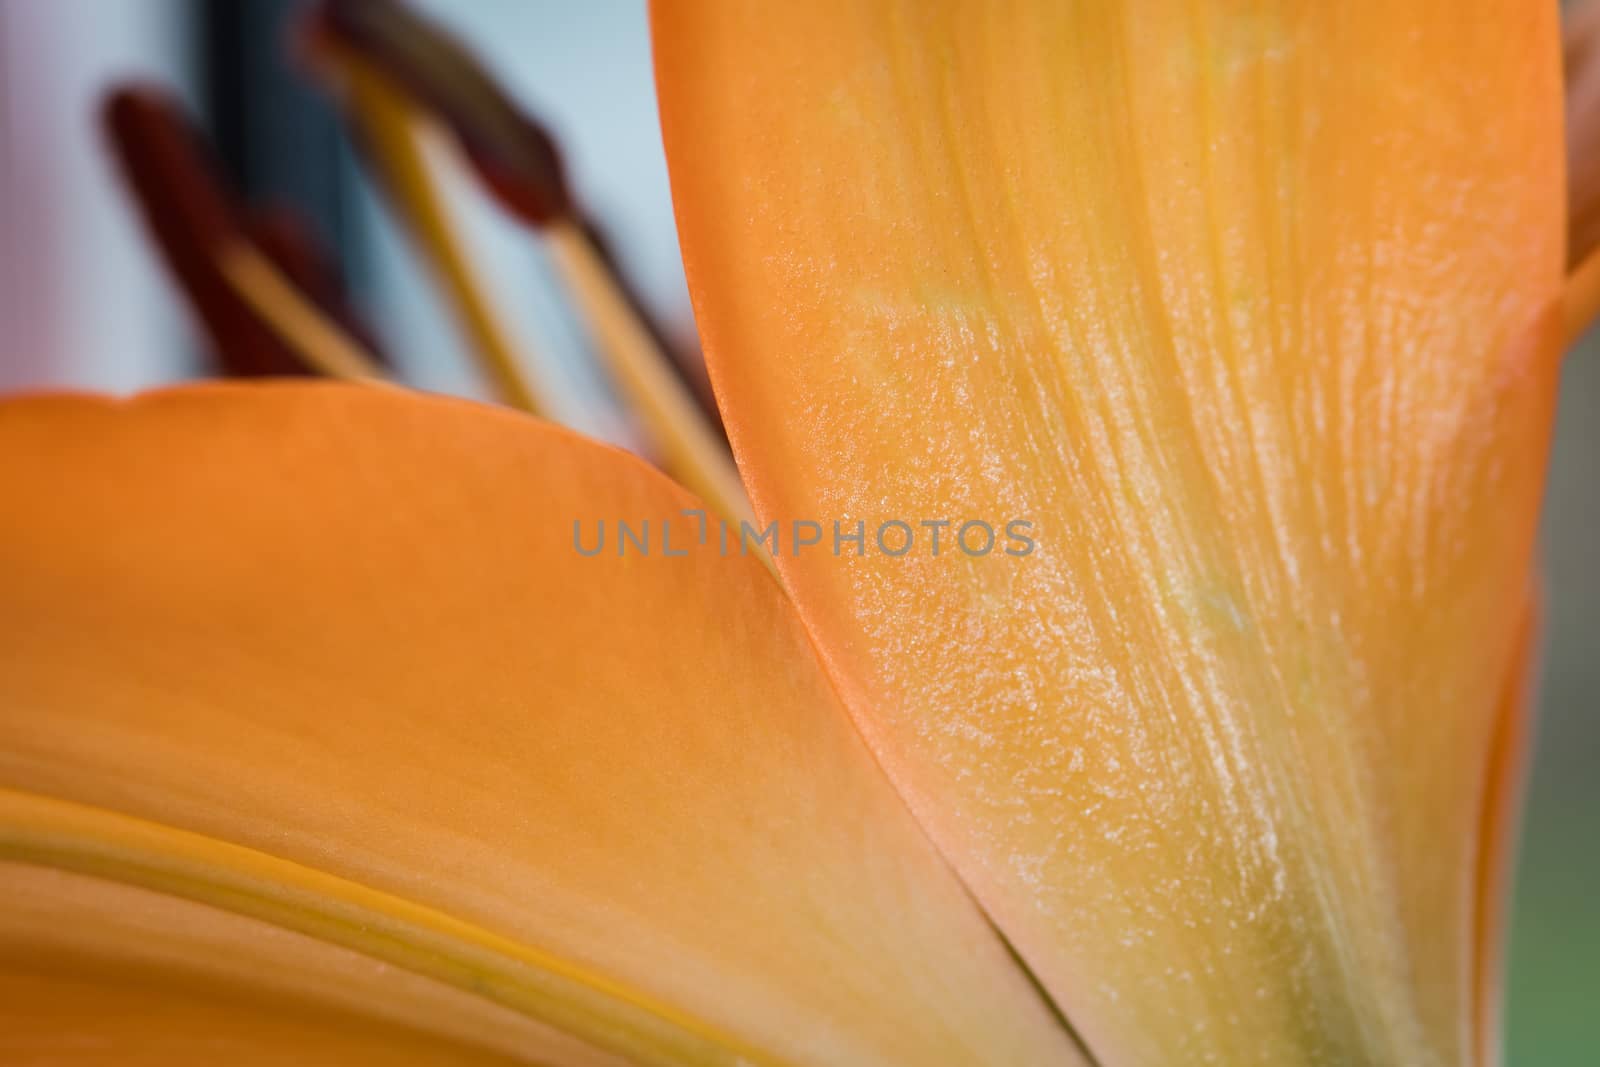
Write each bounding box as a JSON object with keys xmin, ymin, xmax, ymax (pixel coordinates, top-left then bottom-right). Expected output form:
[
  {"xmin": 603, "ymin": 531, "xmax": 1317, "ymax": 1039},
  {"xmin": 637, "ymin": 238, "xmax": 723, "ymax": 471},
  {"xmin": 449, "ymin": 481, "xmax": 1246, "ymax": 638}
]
[{"xmin": 0, "ymin": 1, "xmax": 1593, "ymax": 1062}]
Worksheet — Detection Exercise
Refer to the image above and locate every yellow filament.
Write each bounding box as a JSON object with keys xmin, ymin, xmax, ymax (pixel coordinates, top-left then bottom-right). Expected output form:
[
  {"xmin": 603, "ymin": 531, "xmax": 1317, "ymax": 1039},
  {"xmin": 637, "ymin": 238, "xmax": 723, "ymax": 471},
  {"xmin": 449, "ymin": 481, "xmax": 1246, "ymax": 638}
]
[
  {"xmin": 318, "ymin": 44, "xmax": 762, "ymax": 552},
  {"xmin": 545, "ymin": 221, "xmax": 758, "ymax": 541},
  {"xmin": 0, "ymin": 787, "xmax": 777, "ymax": 1067},
  {"xmin": 220, "ymin": 243, "xmax": 389, "ymax": 382},
  {"xmin": 342, "ymin": 58, "xmax": 550, "ymax": 415},
  {"xmin": 1563, "ymin": 244, "xmax": 1600, "ymax": 349}
]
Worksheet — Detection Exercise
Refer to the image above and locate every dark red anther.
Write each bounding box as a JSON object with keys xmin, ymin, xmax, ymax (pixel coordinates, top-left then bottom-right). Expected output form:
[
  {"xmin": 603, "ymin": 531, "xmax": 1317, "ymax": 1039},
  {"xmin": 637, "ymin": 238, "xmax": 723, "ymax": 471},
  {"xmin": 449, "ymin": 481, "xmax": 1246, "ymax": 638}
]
[
  {"xmin": 103, "ymin": 87, "xmax": 295, "ymax": 377},
  {"xmin": 308, "ymin": 0, "xmax": 573, "ymax": 227},
  {"xmin": 301, "ymin": 0, "xmax": 725, "ymax": 443},
  {"xmin": 100, "ymin": 86, "xmax": 384, "ymax": 378}
]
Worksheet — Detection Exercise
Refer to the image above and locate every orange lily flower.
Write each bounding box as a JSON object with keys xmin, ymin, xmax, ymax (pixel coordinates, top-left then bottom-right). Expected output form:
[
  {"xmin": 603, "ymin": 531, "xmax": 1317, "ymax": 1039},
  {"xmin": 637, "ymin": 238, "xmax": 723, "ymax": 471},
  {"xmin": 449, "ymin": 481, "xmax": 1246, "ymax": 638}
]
[{"xmin": 0, "ymin": 2, "xmax": 1589, "ymax": 1064}]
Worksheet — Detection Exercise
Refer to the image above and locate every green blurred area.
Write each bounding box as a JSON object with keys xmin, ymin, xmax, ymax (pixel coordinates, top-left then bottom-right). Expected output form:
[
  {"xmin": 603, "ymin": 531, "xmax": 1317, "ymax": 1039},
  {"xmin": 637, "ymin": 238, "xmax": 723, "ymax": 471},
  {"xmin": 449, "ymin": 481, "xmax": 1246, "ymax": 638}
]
[{"xmin": 1507, "ymin": 335, "xmax": 1600, "ymax": 1066}]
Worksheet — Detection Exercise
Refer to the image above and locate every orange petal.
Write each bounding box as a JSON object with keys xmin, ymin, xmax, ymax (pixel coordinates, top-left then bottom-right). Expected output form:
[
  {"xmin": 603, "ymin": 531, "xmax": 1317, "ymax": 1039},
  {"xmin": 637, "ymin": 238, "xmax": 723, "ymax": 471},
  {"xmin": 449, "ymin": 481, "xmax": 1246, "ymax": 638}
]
[
  {"xmin": 1, "ymin": 973, "xmax": 517, "ymax": 1067},
  {"xmin": 658, "ymin": 3, "xmax": 1563, "ymax": 1062},
  {"xmin": 0, "ymin": 385, "xmax": 1082, "ymax": 1066},
  {"xmin": 1, "ymin": 862, "xmax": 615, "ymax": 1066}
]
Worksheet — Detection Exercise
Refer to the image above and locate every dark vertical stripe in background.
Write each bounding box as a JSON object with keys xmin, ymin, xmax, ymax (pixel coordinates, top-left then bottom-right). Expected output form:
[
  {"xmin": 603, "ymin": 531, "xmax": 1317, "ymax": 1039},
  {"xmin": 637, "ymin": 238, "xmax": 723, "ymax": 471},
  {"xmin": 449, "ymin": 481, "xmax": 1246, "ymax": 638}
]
[{"xmin": 198, "ymin": 0, "xmax": 366, "ymax": 293}]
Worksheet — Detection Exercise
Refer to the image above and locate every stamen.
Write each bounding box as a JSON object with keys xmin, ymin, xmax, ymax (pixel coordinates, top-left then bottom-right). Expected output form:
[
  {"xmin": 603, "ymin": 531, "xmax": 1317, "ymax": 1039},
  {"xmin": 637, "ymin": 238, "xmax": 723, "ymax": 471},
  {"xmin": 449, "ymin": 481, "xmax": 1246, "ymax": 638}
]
[
  {"xmin": 304, "ymin": 0, "xmax": 760, "ymax": 543},
  {"xmin": 311, "ymin": 0, "xmax": 571, "ymax": 227},
  {"xmin": 311, "ymin": 0, "xmax": 720, "ymax": 426},
  {"xmin": 221, "ymin": 242, "xmax": 387, "ymax": 382},
  {"xmin": 579, "ymin": 219, "xmax": 727, "ymax": 438},
  {"xmin": 246, "ymin": 206, "xmax": 391, "ymax": 361},
  {"xmin": 304, "ymin": 33, "xmax": 552, "ymax": 415},
  {"xmin": 101, "ymin": 87, "xmax": 386, "ymax": 380},
  {"xmin": 545, "ymin": 220, "xmax": 756, "ymax": 535}
]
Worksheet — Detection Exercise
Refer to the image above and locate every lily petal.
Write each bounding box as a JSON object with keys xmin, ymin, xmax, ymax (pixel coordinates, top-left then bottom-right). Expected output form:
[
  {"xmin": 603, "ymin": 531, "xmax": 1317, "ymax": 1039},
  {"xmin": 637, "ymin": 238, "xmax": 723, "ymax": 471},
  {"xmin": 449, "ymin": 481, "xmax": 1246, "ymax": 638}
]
[
  {"xmin": 2, "ymin": 862, "xmax": 615, "ymax": 1065},
  {"xmin": 0, "ymin": 385, "xmax": 1082, "ymax": 1066},
  {"xmin": 658, "ymin": 3, "xmax": 1561, "ymax": 1063}
]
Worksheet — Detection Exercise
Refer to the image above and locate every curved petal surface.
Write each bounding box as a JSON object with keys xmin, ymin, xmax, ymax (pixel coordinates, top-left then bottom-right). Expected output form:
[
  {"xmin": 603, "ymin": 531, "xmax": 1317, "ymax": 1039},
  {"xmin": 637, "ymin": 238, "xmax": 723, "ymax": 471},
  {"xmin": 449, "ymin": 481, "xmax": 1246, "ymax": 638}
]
[
  {"xmin": 658, "ymin": 3, "xmax": 1563, "ymax": 1063},
  {"xmin": 1, "ymin": 862, "xmax": 589, "ymax": 1066},
  {"xmin": 0, "ymin": 384, "xmax": 1081, "ymax": 1066}
]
